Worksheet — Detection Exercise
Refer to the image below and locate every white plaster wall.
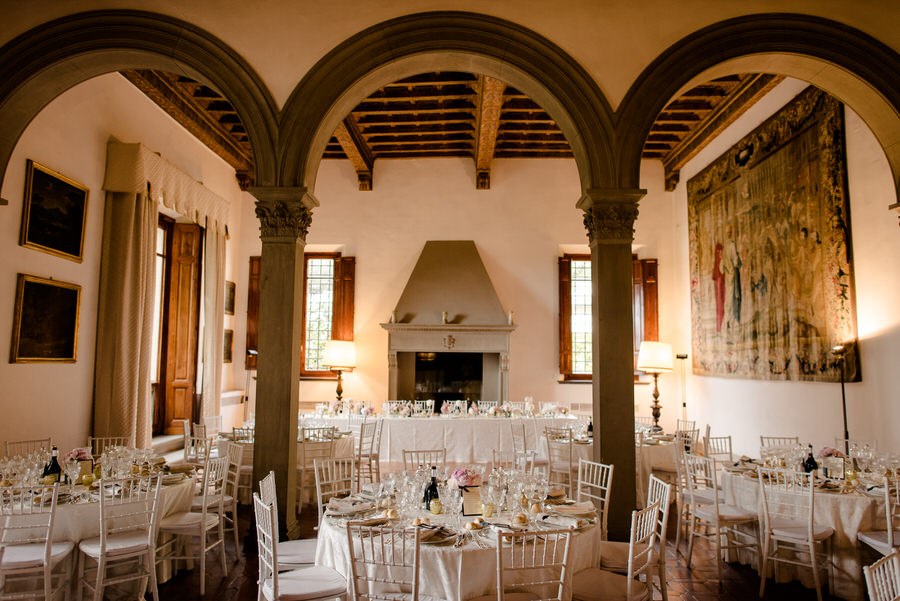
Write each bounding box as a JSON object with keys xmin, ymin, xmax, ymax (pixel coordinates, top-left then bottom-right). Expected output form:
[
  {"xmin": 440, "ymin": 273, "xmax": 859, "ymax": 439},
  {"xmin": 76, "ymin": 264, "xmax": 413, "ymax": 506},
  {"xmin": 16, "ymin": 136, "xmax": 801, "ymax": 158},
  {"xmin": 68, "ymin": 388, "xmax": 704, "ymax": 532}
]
[
  {"xmin": 0, "ymin": 73, "xmax": 242, "ymax": 452},
  {"xmin": 655, "ymin": 78, "xmax": 900, "ymax": 456},
  {"xmin": 235, "ymin": 156, "xmax": 594, "ymax": 410}
]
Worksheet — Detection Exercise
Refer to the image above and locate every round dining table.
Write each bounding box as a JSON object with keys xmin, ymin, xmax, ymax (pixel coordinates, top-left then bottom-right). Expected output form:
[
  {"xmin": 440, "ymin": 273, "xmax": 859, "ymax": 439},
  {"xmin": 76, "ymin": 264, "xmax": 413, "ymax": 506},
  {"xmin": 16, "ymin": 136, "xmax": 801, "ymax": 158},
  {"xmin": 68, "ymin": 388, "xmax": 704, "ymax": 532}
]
[{"xmin": 315, "ymin": 507, "xmax": 602, "ymax": 601}]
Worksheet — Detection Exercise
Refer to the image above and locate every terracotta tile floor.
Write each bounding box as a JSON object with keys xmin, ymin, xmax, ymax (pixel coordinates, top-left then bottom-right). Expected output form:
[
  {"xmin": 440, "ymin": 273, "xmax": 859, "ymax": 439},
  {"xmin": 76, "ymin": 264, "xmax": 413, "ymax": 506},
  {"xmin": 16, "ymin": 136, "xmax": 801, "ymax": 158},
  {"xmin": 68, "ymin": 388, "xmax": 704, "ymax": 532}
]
[{"xmin": 155, "ymin": 506, "xmax": 855, "ymax": 601}]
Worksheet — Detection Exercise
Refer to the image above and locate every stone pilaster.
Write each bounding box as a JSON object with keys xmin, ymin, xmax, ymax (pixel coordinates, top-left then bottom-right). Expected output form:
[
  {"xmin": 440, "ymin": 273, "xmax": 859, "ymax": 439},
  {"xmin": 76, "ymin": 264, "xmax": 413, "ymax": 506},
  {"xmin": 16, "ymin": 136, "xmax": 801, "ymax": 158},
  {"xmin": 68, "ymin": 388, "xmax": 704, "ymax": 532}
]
[
  {"xmin": 249, "ymin": 186, "xmax": 318, "ymax": 538},
  {"xmin": 579, "ymin": 188, "xmax": 644, "ymax": 540}
]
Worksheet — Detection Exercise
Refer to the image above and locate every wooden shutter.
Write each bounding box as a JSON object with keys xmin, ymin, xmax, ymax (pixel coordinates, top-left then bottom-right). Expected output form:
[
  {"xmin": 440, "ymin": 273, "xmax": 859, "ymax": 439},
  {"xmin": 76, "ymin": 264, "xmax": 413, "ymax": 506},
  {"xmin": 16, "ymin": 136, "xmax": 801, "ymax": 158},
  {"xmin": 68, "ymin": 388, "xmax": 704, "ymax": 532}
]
[
  {"xmin": 558, "ymin": 256, "xmax": 572, "ymax": 374},
  {"xmin": 333, "ymin": 256, "xmax": 355, "ymax": 341},
  {"xmin": 163, "ymin": 223, "xmax": 202, "ymax": 434},
  {"xmin": 245, "ymin": 256, "xmax": 260, "ymax": 369}
]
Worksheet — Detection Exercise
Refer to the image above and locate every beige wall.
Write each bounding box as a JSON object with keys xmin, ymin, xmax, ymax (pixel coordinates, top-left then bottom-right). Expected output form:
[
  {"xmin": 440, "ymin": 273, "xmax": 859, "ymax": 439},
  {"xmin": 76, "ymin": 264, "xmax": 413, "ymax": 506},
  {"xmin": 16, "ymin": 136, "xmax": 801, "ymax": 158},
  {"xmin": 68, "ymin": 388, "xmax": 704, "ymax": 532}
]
[
  {"xmin": 644, "ymin": 78, "xmax": 900, "ymax": 455},
  {"xmin": 0, "ymin": 73, "xmax": 243, "ymax": 452}
]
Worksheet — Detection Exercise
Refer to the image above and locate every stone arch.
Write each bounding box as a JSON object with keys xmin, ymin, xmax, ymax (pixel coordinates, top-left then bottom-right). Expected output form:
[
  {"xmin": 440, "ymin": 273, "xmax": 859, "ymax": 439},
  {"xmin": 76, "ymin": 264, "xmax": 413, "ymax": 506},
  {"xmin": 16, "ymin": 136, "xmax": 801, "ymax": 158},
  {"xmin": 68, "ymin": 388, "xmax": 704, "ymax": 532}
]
[
  {"xmin": 0, "ymin": 10, "xmax": 279, "ymax": 188},
  {"xmin": 278, "ymin": 11, "xmax": 617, "ymax": 195},
  {"xmin": 616, "ymin": 13, "xmax": 900, "ymax": 200}
]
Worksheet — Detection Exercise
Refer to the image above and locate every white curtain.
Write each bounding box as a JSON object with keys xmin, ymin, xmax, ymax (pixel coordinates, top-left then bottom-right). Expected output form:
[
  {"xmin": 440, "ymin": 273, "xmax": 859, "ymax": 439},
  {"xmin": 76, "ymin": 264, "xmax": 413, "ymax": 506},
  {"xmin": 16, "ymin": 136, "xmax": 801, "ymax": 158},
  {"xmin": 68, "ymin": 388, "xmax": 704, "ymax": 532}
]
[
  {"xmin": 201, "ymin": 221, "xmax": 226, "ymax": 418},
  {"xmin": 92, "ymin": 190, "xmax": 157, "ymax": 448}
]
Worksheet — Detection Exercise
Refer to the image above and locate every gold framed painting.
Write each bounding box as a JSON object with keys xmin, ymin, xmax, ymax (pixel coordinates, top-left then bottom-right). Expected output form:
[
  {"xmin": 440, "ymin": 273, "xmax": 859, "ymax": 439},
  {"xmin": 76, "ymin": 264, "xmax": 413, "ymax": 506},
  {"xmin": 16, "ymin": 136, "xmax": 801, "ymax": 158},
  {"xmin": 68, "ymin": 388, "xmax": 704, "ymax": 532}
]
[
  {"xmin": 10, "ymin": 274, "xmax": 81, "ymax": 363},
  {"xmin": 20, "ymin": 159, "xmax": 89, "ymax": 262}
]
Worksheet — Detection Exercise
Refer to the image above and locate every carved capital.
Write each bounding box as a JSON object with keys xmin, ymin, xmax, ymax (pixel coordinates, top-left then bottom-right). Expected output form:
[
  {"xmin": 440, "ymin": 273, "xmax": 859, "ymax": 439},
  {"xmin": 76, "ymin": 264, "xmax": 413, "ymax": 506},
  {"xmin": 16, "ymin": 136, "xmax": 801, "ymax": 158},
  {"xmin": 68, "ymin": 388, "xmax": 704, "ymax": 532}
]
[
  {"xmin": 583, "ymin": 200, "xmax": 639, "ymax": 245},
  {"xmin": 255, "ymin": 200, "xmax": 312, "ymax": 240}
]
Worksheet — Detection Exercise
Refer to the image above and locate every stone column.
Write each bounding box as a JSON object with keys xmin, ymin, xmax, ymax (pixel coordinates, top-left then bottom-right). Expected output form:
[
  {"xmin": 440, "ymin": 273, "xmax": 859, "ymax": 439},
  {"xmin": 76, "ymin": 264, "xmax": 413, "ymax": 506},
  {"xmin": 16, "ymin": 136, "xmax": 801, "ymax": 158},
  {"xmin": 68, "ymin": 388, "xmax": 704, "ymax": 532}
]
[
  {"xmin": 249, "ymin": 186, "xmax": 316, "ymax": 538},
  {"xmin": 579, "ymin": 188, "xmax": 644, "ymax": 541}
]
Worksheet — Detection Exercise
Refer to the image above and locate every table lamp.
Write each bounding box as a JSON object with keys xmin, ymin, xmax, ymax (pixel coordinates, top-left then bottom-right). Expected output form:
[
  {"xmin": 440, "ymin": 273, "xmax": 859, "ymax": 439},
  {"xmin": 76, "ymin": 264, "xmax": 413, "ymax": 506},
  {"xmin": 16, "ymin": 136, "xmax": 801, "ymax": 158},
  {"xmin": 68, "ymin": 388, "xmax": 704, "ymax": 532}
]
[
  {"xmin": 322, "ymin": 340, "xmax": 356, "ymax": 402},
  {"xmin": 637, "ymin": 341, "xmax": 673, "ymax": 432}
]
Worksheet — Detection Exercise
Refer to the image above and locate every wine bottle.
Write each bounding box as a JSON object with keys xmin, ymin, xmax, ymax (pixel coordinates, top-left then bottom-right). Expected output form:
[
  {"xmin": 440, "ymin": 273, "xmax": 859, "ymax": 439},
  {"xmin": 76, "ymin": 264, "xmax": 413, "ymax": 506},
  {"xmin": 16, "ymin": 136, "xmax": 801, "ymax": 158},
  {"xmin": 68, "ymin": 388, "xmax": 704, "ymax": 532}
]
[
  {"xmin": 587, "ymin": 419, "xmax": 593, "ymax": 436},
  {"xmin": 803, "ymin": 444, "xmax": 818, "ymax": 474},
  {"xmin": 423, "ymin": 466, "xmax": 439, "ymax": 510},
  {"xmin": 43, "ymin": 446, "xmax": 62, "ymax": 484}
]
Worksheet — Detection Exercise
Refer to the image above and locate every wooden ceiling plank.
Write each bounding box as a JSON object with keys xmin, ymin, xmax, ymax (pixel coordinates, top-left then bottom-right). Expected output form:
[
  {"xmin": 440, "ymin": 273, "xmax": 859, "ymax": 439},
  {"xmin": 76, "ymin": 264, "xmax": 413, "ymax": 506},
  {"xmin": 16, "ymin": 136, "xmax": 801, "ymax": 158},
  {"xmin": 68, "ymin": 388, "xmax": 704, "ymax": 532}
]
[
  {"xmin": 334, "ymin": 118, "xmax": 375, "ymax": 191},
  {"xmin": 473, "ymin": 75, "xmax": 506, "ymax": 189}
]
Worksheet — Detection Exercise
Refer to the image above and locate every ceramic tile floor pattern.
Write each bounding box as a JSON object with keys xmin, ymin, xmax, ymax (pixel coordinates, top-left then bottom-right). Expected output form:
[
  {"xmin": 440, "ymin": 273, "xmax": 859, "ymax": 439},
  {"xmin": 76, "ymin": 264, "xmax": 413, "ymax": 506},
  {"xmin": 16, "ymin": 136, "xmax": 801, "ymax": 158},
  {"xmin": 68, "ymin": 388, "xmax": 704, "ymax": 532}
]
[{"xmin": 155, "ymin": 506, "xmax": 854, "ymax": 601}]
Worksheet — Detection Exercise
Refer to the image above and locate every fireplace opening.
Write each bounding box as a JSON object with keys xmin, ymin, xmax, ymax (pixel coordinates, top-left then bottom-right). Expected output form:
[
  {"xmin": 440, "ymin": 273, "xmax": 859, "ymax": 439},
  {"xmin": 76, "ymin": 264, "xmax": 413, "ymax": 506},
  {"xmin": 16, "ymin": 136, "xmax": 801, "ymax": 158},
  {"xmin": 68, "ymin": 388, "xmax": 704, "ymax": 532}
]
[{"xmin": 412, "ymin": 352, "xmax": 482, "ymax": 410}]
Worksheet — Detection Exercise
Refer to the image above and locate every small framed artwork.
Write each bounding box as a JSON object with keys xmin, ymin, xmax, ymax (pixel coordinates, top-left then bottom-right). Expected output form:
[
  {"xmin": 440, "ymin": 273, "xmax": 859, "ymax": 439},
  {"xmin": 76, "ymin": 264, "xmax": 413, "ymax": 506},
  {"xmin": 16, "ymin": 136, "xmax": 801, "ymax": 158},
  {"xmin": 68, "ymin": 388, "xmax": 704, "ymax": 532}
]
[
  {"xmin": 20, "ymin": 160, "xmax": 89, "ymax": 262},
  {"xmin": 223, "ymin": 329, "xmax": 233, "ymax": 363},
  {"xmin": 224, "ymin": 281, "xmax": 235, "ymax": 315},
  {"xmin": 10, "ymin": 274, "xmax": 81, "ymax": 363}
]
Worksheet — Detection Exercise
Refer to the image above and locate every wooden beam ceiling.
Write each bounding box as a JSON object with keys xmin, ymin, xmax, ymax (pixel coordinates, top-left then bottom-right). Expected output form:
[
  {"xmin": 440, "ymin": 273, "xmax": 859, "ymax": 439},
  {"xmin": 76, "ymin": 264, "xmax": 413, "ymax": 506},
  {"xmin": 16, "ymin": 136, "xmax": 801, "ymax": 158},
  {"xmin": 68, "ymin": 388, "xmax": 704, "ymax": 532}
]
[{"xmin": 121, "ymin": 69, "xmax": 777, "ymax": 194}]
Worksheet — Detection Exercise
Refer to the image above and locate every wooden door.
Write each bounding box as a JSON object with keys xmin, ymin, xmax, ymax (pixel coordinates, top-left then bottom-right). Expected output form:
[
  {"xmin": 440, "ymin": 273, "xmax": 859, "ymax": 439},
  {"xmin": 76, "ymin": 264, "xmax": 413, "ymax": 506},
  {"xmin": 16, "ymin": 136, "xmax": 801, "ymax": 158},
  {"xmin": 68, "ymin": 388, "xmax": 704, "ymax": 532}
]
[{"xmin": 163, "ymin": 223, "xmax": 202, "ymax": 434}]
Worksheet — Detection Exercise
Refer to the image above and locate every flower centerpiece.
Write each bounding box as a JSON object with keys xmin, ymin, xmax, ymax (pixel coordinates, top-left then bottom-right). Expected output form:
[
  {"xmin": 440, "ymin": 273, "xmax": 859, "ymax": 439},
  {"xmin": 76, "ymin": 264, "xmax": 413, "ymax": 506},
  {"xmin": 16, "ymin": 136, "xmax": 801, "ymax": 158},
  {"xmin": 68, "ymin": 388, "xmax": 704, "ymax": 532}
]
[
  {"xmin": 817, "ymin": 446, "xmax": 846, "ymax": 459},
  {"xmin": 817, "ymin": 446, "xmax": 847, "ymax": 480},
  {"xmin": 361, "ymin": 405, "xmax": 375, "ymax": 417},
  {"xmin": 523, "ymin": 397, "xmax": 535, "ymax": 416},
  {"xmin": 448, "ymin": 467, "xmax": 482, "ymax": 489},
  {"xmin": 329, "ymin": 400, "xmax": 342, "ymax": 416},
  {"xmin": 467, "ymin": 404, "xmax": 480, "ymax": 416},
  {"xmin": 63, "ymin": 447, "xmax": 92, "ymax": 462},
  {"xmin": 398, "ymin": 403, "xmax": 412, "ymax": 418},
  {"xmin": 541, "ymin": 404, "xmax": 569, "ymax": 417}
]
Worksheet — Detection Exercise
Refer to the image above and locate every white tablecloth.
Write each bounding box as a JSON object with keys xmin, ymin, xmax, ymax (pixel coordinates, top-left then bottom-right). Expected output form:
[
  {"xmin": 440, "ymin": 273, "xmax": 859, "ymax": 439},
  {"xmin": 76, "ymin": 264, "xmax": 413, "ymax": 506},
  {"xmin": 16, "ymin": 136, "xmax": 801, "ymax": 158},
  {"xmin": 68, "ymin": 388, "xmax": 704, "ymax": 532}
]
[
  {"xmin": 215, "ymin": 436, "xmax": 355, "ymax": 467},
  {"xmin": 380, "ymin": 416, "xmax": 578, "ymax": 468},
  {"xmin": 316, "ymin": 511, "xmax": 601, "ymax": 601},
  {"xmin": 721, "ymin": 470, "xmax": 882, "ymax": 601},
  {"xmin": 636, "ymin": 441, "xmax": 677, "ymax": 490}
]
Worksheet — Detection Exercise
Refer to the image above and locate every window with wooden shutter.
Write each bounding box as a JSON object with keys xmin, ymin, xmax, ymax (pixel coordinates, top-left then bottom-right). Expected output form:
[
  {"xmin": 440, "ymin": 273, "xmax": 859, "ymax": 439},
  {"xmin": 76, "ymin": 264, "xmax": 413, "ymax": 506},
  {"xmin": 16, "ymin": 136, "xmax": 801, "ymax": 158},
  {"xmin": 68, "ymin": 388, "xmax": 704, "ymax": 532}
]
[
  {"xmin": 559, "ymin": 253, "xmax": 658, "ymax": 381},
  {"xmin": 244, "ymin": 253, "xmax": 355, "ymax": 378}
]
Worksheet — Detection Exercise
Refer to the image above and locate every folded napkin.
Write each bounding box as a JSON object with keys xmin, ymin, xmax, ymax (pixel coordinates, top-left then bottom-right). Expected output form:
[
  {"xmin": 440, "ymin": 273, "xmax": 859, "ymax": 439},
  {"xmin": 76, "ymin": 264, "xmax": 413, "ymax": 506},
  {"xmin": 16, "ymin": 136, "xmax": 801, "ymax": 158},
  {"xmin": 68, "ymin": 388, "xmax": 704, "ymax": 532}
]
[
  {"xmin": 547, "ymin": 486, "xmax": 566, "ymax": 498},
  {"xmin": 167, "ymin": 464, "xmax": 195, "ymax": 474},
  {"xmin": 326, "ymin": 497, "xmax": 374, "ymax": 515},
  {"xmin": 541, "ymin": 514, "xmax": 585, "ymax": 529},
  {"xmin": 348, "ymin": 516, "xmax": 389, "ymax": 527},
  {"xmin": 552, "ymin": 501, "xmax": 595, "ymax": 514},
  {"xmin": 418, "ymin": 525, "xmax": 455, "ymax": 541}
]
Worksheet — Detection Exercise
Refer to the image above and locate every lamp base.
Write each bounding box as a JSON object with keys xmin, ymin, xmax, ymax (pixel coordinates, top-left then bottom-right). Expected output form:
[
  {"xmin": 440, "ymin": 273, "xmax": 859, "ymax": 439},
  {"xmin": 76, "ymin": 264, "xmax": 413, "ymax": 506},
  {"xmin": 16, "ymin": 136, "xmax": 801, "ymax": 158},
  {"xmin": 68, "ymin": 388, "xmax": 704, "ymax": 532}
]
[{"xmin": 650, "ymin": 372, "xmax": 663, "ymax": 432}]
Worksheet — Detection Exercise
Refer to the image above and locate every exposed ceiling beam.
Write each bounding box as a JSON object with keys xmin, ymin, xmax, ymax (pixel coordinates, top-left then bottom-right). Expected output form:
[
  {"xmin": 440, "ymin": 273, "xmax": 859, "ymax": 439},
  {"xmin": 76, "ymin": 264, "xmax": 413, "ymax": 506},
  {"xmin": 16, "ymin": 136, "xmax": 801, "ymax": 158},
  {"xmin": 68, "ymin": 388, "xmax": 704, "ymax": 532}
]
[
  {"xmin": 661, "ymin": 74, "xmax": 782, "ymax": 190},
  {"xmin": 333, "ymin": 117, "xmax": 375, "ymax": 191},
  {"xmin": 473, "ymin": 75, "xmax": 506, "ymax": 189}
]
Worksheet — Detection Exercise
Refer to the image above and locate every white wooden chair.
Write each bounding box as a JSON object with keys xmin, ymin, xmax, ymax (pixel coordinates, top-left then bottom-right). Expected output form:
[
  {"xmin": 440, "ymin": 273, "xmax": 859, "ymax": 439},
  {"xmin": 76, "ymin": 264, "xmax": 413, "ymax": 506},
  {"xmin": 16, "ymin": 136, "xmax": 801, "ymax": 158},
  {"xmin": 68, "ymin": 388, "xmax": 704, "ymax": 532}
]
[
  {"xmin": 858, "ymin": 473, "xmax": 900, "ymax": 555},
  {"xmin": 157, "ymin": 456, "xmax": 229, "ymax": 595},
  {"xmin": 233, "ymin": 426, "xmax": 255, "ymax": 442},
  {"xmin": 0, "ymin": 483, "xmax": 73, "ymax": 601},
  {"xmin": 490, "ymin": 449, "xmax": 535, "ymax": 474},
  {"xmin": 469, "ymin": 528, "xmax": 573, "ymax": 601},
  {"xmin": 356, "ymin": 419, "xmax": 382, "ymax": 488},
  {"xmin": 598, "ymin": 475, "xmax": 673, "ymax": 601},
  {"xmin": 757, "ymin": 467, "xmax": 834, "ymax": 601},
  {"xmin": 704, "ymin": 434, "xmax": 733, "ymax": 467},
  {"xmin": 511, "ymin": 420, "xmax": 549, "ymax": 473},
  {"xmin": 87, "ymin": 436, "xmax": 129, "ymax": 459},
  {"xmin": 864, "ymin": 551, "xmax": 900, "ymax": 601},
  {"xmin": 253, "ymin": 493, "xmax": 346, "ymax": 601},
  {"xmin": 759, "ymin": 435, "xmax": 800, "ymax": 455},
  {"xmin": 572, "ymin": 500, "xmax": 660, "ymax": 601},
  {"xmin": 412, "ymin": 400, "xmax": 433, "ymax": 416},
  {"xmin": 258, "ymin": 471, "xmax": 317, "ymax": 568},
  {"xmin": 506, "ymin": 401, "xmax": 526, "ymax": 412},
  {"xmin": 402, "ymin": 449, "xmax": 446, "ymax": 473},
  {"xmin": 575, "ymin": 458, "xmax": 614, "ymax": 540},
  {"xmin": 675, "ymin": 419, "xmax": 695, "ymax": 433},
  {"xmin": 184, "ymin": 435, "xmax": 211, "ymax": 467},
  {"xmin": 4, "ymin": 437, "xmax": 52, "ymax": 458},
  {"xmin": 634, "ymin": 416, "xmax": 653, "ymax": 431},
  {"xmin": 685, "ymin": 453, "xmax": 760, "ymax": 581},
  {"xmin": 545, "ymin": 426, "xmax": 575, "ymax": 496},
  {"xmin": 314, "ymin": 457, "xmax": 356, "ymax": 527},
  {"xmin": 345, "ymin": 522, "xmax": 432, "ymax": 601},
  {"xmin": 218, "ymin": 441, "xmax": 252, "ymax": 552},
  {"xmin": 76, "ymin": 476, "xmax": 161, "ymax": 601},
  {"xmin": 297, "ymin": 427, "xmax": 336, "ymax": 514},
  {"xmin": 675, "ymin": 428, "xmax": 700, "ymax": 454},
  {"xmin": 477, "ymin": 400, "xmax": 499, "ymax": 411}
]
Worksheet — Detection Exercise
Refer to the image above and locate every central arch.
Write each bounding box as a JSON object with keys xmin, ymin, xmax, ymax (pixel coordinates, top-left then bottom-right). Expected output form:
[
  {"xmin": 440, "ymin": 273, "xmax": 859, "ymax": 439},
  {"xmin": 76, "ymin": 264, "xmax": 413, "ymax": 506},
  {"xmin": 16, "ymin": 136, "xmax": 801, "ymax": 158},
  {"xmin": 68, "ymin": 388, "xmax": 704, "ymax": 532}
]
[{"xmin": 278, "ymin": 11, "xmax": 617, "ymax": 194}]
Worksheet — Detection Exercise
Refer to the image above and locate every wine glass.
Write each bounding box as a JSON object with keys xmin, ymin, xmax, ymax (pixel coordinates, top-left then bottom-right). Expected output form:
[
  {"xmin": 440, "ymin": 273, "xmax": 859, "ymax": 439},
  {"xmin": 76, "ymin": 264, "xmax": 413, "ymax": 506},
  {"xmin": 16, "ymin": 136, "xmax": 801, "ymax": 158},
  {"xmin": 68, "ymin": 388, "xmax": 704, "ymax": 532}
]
[
  {"xmin": 442, "ymin": 486, "xmax": 463, "ymax": 530},
  {"xmin": 64, "ymin": 458, "xmax": 81, "ymax": 500}
]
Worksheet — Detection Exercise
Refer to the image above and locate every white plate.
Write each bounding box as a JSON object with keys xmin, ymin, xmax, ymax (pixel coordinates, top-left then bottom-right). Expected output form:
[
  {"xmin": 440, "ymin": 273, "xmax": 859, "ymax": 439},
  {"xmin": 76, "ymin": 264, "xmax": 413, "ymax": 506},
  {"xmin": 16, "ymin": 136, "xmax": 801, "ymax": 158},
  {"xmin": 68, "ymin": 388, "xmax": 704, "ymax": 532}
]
[{"xmin": 420, "ymin": 529, "xmax": 458, "ymax": 545}]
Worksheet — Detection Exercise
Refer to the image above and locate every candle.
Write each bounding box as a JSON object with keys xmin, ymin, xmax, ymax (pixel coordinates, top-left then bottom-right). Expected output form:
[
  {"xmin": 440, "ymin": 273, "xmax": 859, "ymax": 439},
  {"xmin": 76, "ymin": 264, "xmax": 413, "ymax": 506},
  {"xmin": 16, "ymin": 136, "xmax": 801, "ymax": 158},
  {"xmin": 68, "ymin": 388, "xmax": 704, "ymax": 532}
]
[
  {"xmin": 390, "ymin": 310, "xmax": 397, "ymax": 323},
  {"xmin": 442, "ymin": 311, "xmax": 448, "ymax": 324}
]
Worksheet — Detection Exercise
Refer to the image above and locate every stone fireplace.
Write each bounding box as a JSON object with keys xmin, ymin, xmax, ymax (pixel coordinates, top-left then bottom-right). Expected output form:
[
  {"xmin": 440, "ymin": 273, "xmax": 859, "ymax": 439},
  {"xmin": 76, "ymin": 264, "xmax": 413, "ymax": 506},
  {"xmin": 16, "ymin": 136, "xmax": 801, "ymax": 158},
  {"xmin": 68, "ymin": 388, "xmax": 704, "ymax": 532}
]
[{"xmin": 381, "ymin": 241, "xmax": 515, "ymax": 402}]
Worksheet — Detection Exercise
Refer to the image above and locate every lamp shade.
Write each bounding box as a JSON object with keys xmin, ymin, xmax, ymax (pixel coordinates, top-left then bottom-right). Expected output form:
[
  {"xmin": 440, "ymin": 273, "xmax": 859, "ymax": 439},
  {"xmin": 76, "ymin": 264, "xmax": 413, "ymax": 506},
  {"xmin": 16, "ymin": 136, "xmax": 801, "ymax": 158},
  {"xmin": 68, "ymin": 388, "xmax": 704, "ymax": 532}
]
[
  {"xmin": 637, "ymin": 341, "xmax": 673, "ymax": 373},
  {"xmin": 322, "ymin": 340, "xmax": 356, "ymax": 370}
]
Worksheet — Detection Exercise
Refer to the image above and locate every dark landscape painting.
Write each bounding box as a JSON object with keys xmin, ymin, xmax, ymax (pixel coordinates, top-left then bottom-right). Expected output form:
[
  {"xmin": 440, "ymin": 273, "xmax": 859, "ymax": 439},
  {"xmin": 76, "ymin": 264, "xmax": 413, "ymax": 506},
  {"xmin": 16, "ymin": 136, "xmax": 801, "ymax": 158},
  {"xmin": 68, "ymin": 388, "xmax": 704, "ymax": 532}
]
[
  {"xmin": 10, "ymin": 274, "xmax": 81, "ymax": 362},
  {"xmin": 20, "ymin": 160, "xmax": 89, "ymax": 262}
]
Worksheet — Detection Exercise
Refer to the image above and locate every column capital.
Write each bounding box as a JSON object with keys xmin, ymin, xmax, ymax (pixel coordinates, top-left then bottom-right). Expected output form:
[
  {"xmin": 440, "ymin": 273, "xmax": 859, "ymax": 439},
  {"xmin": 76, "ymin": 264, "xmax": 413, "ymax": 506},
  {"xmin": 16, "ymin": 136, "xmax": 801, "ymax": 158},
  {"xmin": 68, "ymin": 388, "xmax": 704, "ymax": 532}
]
[
  {"xmin": 577, "ymin": 188, "xmax": 645, "ymax": 245},
  {"xmin": 249, "ymin": 187, "xmax": 317, "ymax": 242}
]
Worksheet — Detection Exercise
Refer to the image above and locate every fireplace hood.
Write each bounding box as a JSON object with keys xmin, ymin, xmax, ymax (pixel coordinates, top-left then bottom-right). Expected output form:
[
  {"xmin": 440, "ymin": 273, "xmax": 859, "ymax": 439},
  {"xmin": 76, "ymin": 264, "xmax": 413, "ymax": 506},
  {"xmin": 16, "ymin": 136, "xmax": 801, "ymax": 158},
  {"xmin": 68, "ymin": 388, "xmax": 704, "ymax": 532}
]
[{"xmin": 381, "ymin": 241, "xmax": 515, "ymax": 401}]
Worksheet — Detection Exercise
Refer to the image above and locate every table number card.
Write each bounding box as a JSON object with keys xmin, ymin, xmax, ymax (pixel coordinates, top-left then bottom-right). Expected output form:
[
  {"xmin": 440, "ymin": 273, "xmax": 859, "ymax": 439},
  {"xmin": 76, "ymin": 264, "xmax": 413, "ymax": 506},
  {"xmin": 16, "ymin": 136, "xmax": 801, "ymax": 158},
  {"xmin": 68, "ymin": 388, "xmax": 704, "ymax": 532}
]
[{"xmin": 461, "ymin": 486, "xmax": 482, "ymax": 516}]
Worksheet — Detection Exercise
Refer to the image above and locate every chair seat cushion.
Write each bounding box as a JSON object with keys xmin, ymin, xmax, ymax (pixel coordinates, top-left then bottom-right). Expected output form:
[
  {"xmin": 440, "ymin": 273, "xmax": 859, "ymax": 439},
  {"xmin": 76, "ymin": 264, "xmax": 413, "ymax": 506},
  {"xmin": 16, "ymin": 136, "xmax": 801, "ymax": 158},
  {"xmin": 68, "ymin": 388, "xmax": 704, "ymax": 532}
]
[
  {"xmin": 858, "ymin": 529, "xmax": 900, "ymax": 554},
  {"xmin": 0, "ymin": 541, "xmax": 74, "ymax": 568},
  {"xmin": 597, "ymin": 540, "xmax": 658, "ymax": 572},
  {"xmin": 262, "ymin": 565, "xmax": 346, "ymax": 600},
  {"xmin": 550, "ymin": 462, "xmax": 572, "ymax": 473},
  {"xmin": 689, "ymin": 489, "xmax": 723, "ymax": 505},
  {"xmin": 694, "ymin": 504, "xmax": 756, "ymax": 523},
  {"xmin": 468, "ymin": 593, "xmax": 540, "ymax": 601},
  {"xmin": 772, "ymin": 522, "xmax": 835, "ymax": 542},
  {"xmin": 192, "ymin": 495, "xmax": 234, "ymax": 510},
  {"xmin": 374, "ymin": 594, "xmax": 446, "ymax": 601},
  {"xmin": 531, "ymin": 457, "xmax": 550, "ymax": 467},
  {"xmin": 158, "ymin": 511, "xmax": 219, "ymax": 532},
  {"xmin": 572, "ymin": 568, "xmax": 650, "ymax": 601},
  {"xmin": 78, "ymin": 532, "xmax": 151, "ymax": 558},
  {"xmin": 276, "ymin": 538, "xmax": 318, "ymax": 567}
]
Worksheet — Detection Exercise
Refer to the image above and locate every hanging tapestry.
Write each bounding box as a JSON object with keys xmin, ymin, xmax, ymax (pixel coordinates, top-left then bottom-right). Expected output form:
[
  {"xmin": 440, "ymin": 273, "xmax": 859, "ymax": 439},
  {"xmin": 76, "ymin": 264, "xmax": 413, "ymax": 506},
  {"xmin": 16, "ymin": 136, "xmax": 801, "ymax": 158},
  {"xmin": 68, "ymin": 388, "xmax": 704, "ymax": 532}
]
[{"xmin": 687, "ymin": 86, "xmax": 859, "ymax": 381}]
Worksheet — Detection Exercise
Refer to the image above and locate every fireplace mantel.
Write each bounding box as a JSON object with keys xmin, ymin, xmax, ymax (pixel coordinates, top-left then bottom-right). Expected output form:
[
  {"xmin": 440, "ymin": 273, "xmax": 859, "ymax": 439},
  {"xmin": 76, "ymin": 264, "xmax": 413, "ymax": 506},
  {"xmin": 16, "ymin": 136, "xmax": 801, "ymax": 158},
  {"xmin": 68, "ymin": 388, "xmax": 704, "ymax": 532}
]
[{"xmin": 381, "ymin": 322, "xmax": 516, "ymax": 401}]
